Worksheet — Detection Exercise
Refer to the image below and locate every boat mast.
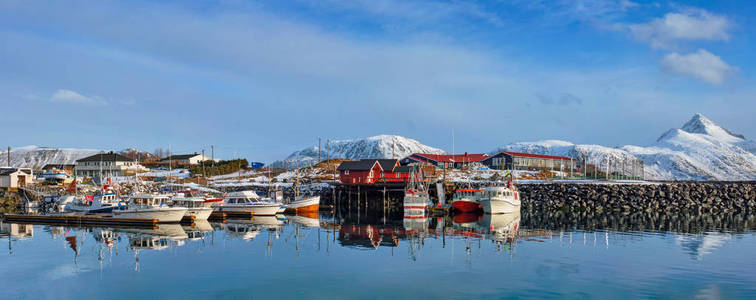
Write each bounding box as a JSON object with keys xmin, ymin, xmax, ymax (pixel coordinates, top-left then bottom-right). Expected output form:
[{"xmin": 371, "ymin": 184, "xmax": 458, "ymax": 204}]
[{"xmin": 295, "ymin": 159, "xmax": 300, "ymax": 199}]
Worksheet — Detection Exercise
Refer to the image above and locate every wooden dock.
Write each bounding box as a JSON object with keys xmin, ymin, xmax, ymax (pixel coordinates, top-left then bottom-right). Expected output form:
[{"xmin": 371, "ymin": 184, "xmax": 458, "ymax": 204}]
[{"xmin": 1, "ymin": 213, "xmax": 160, "ymax": 227}]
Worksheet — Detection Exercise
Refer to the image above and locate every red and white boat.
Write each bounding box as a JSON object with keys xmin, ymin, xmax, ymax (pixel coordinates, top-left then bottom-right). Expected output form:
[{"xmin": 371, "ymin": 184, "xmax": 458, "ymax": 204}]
[
  {"xmin": 452, "ymin": 188, "xmax": 484, "ymax": 212},
  {"xmin": 403, "ymin": 166, "xmax": 429, "ymax": 217}
]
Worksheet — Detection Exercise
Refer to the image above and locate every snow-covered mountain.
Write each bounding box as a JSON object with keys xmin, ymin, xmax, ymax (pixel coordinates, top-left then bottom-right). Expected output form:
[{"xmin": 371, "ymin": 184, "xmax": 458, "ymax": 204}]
[
  {"xmin": 271, "ymin": 135, "xmax": 446, "ymax": 168},
  {"xmin": 4, "ymin": 146, "xmax": 156, "ymax": 170},
  {"xmin": 496, "ymin": 114, "xmax": 756, "ymax": 180}
]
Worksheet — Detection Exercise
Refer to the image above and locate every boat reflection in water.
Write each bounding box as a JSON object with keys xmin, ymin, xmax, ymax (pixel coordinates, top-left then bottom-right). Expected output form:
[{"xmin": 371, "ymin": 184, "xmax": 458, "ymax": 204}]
[
  {"xmin": 182, "ymin": 220, "xmax": 214, "ymax": 241},
  {"xmin": 117, "ymin": 224, "xmax": 188, "ymax": 271},
  {"xmin": 223, "ymin": 215, "xmax": 287, "ymax": 241}
]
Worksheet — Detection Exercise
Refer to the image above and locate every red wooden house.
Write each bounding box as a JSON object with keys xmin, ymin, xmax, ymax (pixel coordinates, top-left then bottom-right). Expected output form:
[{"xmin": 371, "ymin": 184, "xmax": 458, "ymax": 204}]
[{"xmin": 337, "ymin": 159, "xmax": 411, "ymax": 184}]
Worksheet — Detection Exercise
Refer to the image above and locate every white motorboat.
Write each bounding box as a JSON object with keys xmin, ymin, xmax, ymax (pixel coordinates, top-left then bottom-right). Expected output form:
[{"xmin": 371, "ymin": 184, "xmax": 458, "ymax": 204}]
[
  {"xmin": 169, "ymin": 196, "xmax": 213, "ymax": 221},
  {"xmin": 479, "ymin": 185, "xmax": 521, "ymax": 214},
  {"xmin": 113, "ymin": 194, "xmax": 188, "ymax": 223},
  {"xmin": 217, "ymin": 191, "xmax": 282, "ymax": 216}
]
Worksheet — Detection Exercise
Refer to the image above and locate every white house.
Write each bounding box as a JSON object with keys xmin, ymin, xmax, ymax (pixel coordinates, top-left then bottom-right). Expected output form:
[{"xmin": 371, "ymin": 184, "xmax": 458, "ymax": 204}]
[
  {"xmin": 0, "ymin": 168, "xmax": 33, "ymax": 188},
  {"xmin": 160, "ymin": 153, "xmax": 214, "ymax": 165},
  {"xmin": 75, "ymin": 152, "xmax": 148, "ymax": 178}
]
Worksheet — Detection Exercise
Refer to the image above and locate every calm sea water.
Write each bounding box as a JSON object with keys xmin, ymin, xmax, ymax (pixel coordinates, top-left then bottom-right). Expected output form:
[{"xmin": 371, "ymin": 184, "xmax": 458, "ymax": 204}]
[{"xmin": 2, "ymin": 210, "xmax": 756, "ymax": 299}]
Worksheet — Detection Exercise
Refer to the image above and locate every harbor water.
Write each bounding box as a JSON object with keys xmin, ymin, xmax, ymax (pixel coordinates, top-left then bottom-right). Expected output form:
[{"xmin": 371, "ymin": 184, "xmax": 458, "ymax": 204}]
[{"xmin": 2, "ymin": 208, "xmax": 756, "ymax": 299}]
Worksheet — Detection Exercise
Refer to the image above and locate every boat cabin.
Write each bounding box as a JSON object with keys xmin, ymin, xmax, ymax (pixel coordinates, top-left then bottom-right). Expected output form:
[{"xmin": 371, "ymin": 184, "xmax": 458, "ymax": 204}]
[
  {"xmin": 224, "ymin": 191, "xmax": 263, "ymax": 205},
  {"xmin": 170, "ymin": 197, "xmax": 209, "ymax": 208},
  {"xmin": 453, "ymin": 188, "xmax": 484, "ymax": 200},
  {"xmin": 129, "ymin": 195, "xmax": 170, "ymax": 207},
  {"xmin": 484, "ymin": 187, "xmax": 517, "ymax": 198}
]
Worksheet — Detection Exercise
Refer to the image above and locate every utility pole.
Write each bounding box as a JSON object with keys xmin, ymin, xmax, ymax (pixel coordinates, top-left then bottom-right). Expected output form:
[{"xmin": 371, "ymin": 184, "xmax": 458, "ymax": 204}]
[
  {"xmin": 318, "ymin": 138, "xmax": 322, "ymax": 163},
  {"xmin": 211, "ymin": 145, "xmax": 215, "ymax": 177},
  {"xmin": 202, "ymin": 149, "xmax": 206, "ymax": 179}
]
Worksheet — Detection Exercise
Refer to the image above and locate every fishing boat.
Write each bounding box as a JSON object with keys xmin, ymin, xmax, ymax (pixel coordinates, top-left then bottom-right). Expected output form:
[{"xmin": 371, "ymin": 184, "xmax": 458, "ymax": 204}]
[
  {"xmin": 479, "ymin": 180, "xmax": 521, "ymax": 214},
  {"xmin": 65, "ymin": 186, "xmax": 124, "ymax": 213},
  {"xmin": 452, "ymin": 188, "xmax": 484, "ymax": 212},
  {"xmin": 217, "ymin": 191, "xmax": 282, "ymax": 216},
  {"xmin": 169, "ymin": 196, "xmax": 213, "ymax": 221},
  {"xmin": 403, "ymin": 166, "xmax": 430, "ymax": 217},
  {"xmin": 112, "ymin": 194, "xmax": 187, "ymax": 223}
]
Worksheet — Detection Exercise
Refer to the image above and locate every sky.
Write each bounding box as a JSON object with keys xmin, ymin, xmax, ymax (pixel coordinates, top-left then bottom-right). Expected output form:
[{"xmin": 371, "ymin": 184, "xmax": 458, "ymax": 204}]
[{"xmin": 1, "ymin": 0, "xmax": 755, "ymax": 162}]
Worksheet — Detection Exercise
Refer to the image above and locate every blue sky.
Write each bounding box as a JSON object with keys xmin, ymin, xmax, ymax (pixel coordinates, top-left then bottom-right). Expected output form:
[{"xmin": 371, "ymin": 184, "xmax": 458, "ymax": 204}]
[{"xmin": 1, "ymin": 0, "xmax": 755, "ymax": 162}]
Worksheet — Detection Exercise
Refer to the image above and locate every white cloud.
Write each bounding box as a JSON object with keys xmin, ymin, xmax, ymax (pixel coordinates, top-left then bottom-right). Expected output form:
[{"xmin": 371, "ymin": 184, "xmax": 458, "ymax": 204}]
[
  {"xmin": 660, "ymin": 49, "xmax": 734, "ymax": 85},
  {"xmin": 50, "ymin": 89, "xmax": 107, "ymax": 105},
  {"xmin": 628, "ymin": 9, "xmax": 731, "ymax": 49}
]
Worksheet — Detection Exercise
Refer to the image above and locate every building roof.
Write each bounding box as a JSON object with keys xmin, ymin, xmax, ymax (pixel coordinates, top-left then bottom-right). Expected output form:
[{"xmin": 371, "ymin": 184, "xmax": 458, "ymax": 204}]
[
  {"xmin": 500, "ymin": 151, "xmax": 573, "ymax": 161},
  {"xmin": 337, "ymin": 160, "xmax": 380, "ymax": 171},
  {"xmin": 394, "ymin": 165, "xmax": 411, "ymax": 173},
  {"xmin": 410, "ymin": 153, "xmax": 489, "ymax": 164},
  {"xmin": 161, "ymin": 153, "xmax": 202, "ymax": 161},
  {"xmin": 376, "ymin": 159, "xmax": 399, "ymax": 171},
  {"xmin": 42, "ymin": 164, "xmax": 75, "ymax": 170},
  {"xmin": 0, "ymin": 168, "xmax": 31, "ymax": 176},
  {"xmin": 76, "ymin": 152, "xmax": 134, "ymax": 162}
]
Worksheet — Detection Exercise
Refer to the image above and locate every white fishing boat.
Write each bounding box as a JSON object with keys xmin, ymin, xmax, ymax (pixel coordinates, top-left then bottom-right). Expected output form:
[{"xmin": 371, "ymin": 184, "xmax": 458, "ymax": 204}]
[
  {"xmin": 113, "ymin": 194, "xmax": 187, "ymax": 223},
  {"xmin": 479, "ymin": 183, "xmax": 521, "ymax": 214},
  {"xmin": 170, "ymin": 196, "xmax": 213, "ymax": 221},
  {"xmin": 65, "ymin": 186, "xmax": 124, "ymax": 213},
  {"xmin": 217, "ymin": 191, "xmax": 282, "ymax": 216}
]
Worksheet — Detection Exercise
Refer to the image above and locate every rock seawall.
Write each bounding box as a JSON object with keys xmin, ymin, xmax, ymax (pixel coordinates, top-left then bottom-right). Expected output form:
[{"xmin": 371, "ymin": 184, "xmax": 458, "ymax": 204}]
[{"xmin": 519, "ymin": 182, "xmax": 756, "ymax": 213}]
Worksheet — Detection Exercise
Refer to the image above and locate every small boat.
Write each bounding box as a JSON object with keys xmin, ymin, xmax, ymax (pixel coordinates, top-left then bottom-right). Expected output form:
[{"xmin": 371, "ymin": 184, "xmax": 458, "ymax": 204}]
[
  {"xmin": 285, "ymin": 195, "xmax": 320, "ymax": 214},
  {"xmin": 112, "ymin": 194, "xmax": 188, "ymax": 223},
  {"xmin": 39, "ymin": 169, "xmax": 69, "ymax": 182},
  {"xmin": 169, "ymin": 196, "xmax": 213, "ymax": 221},
  {"xmin": 479, "ymin": 182, "xmax": 521, "ymax": 214},
  {"xmin": 217, "ymin": 191, "xmax": 282, "ymax": 216},
  {"xmin": 65, "ymin": 186, "xmax": 124, "ymax": 213},
  {"xmin": 284, "ymin": 161, "xmax": 319, "ymax": 214},
  {"xmin": 452, "ymin": 188, "xmax": 484, "ymax": 212}
]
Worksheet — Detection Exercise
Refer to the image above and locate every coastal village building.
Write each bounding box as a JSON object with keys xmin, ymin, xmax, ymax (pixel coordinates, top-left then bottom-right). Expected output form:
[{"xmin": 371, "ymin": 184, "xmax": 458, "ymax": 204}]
[
  {"xmin": 482, "ymin": 151, "xmax": 574, "ymax": 171},
  {"xmin": 337, "ymin": 159, "xmax": 411, "ymax": 184},
  {"xmin": 160, "ymin": 153, "xmax": 214, "ymax": 166},
  {"xmin": 0, "ymin": 167, "xmax": 33, "ymax": 188},
  {"xmin": 400, "ymin": 153, "xmax": 489, "ymax": 169},
  {"xmin": 75, "ymin": 152, "xmax": 148, "ymax": 178}
]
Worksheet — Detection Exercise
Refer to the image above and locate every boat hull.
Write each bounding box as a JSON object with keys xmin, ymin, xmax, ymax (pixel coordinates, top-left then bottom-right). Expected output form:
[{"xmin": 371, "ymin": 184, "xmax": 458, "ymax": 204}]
[
  {"xmin": 216, "ymin": 204, "xmax": 281, "ymax": 216},
  {"xmin": 452, "ymin": 199, "xmax": 482, "ymax": 212},
  {"xmin": 65, "ymin": 205, "xmax": 118, "ymax": 214},
  {"xmin": 184, "ymin": 207, "xmax": 213, "ymax": 221},
  {"xmin": 112, "ymin": 207, "xmax": 188, "ymax": 223},
  {"xmin": 285, "ymin": 196, "xmax": 320, "ymax": 214},
  {"xmin": 480, "ymin": 197, "xmax": 521, "ymax": 214}
]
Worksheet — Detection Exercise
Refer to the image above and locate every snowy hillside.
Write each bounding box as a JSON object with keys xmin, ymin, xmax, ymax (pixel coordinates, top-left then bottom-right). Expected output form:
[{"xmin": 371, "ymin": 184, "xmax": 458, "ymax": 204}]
[
  {"xmin": 4, "ymin": 146, "xmax": 102, "ymax": 169},
  {"xmin": 271, "ymin": 135, "xmax": 446, "ymax": 168},
  {"xmin": 496, "ymin": 114, "xmax": 756, "ymax": 181},
  {"xmin": 4, "ymin": 146, "xmax": 157, "ymax": 170}
]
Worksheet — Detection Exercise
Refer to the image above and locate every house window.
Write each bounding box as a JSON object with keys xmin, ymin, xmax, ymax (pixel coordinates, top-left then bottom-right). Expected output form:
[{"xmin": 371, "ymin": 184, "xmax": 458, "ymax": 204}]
[
  {"xmin": 344, "ymin": 170, "xmax": 349, "ymax": 175},
  {"xmin": 381, "ymin": 172, "xmax": 385, "ymax": 178}
]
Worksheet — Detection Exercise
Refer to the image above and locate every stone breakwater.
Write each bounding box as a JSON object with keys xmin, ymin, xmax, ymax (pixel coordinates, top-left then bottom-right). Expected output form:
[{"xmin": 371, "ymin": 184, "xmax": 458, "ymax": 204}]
[{"xmin": 519, "ymin": 182, "xmax": 756, "ymax": 213}]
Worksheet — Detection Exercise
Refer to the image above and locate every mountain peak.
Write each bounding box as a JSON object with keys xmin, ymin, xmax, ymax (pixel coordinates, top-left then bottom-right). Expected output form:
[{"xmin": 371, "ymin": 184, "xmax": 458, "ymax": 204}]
[{"xmin": 678, "ymin": 113, "xmax": 745, "ymax": 142}]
